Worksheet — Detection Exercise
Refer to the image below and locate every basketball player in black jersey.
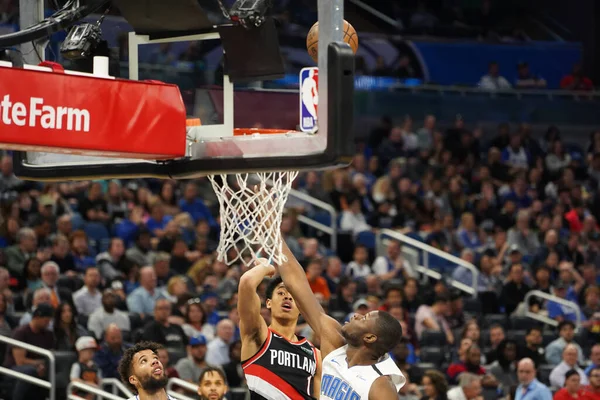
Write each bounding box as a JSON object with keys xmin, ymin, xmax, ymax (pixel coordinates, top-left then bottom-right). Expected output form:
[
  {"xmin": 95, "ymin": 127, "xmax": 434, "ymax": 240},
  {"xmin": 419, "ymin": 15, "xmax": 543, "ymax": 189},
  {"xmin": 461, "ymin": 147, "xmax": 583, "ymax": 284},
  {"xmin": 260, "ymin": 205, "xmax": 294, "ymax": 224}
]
[
  {"xmin": 119, "ymin": 341, "xmax": 173, "ymax": 400},
  {"xmin": 238, "ymin": 261, "xmax": 321, "ymax": 399}
]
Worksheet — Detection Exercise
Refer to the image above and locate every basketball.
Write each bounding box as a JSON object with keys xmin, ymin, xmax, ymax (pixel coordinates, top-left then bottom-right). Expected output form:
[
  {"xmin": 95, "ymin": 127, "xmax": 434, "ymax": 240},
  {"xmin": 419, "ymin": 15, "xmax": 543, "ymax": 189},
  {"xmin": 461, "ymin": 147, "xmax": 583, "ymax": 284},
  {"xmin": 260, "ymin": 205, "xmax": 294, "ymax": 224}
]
[{"xmin": 306, "ymin": 20, "xmax": 359, "ymax": 63}]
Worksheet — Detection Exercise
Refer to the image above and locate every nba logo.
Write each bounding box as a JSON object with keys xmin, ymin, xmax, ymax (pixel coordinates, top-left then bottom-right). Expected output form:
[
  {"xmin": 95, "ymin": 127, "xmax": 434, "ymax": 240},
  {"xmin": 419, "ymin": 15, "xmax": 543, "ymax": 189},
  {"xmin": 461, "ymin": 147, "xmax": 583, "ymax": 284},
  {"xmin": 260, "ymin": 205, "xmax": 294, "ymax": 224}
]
[{"xmin": 299, "ymin": 67, "xmax": 319, "ymax": 132}]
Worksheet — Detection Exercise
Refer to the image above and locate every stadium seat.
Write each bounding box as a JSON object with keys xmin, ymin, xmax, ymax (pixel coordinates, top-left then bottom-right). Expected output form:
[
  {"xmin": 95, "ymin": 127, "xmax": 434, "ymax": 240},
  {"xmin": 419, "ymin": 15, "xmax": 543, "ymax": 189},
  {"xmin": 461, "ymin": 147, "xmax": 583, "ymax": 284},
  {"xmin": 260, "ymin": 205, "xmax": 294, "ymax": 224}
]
[
  {"xmin": 70, "ymin": 213, "xmax": 85, "ymax": 230},
  {"xmin": 420, "ymin": 330, "xmax": 447, "ymax": 346},
  {"xmin": 415, "ymin": 362, "xmax": 437, "ymax": 372},
  {"xmin": 420, "ymin": 347, "xmax": 445, "ymax": 364},
  {"xmin": 356, "ymin": 231, "xmax": 376, "ymax": 249},
  {"xmin": 167, "ymin": 348, "xmax": 187, "ymax": 364},
  {"xmin": 84, "ymin": 222, "xmax": 111, "ymax": 252},
  {"xmin": 463, "ymin": 298, "xmax": 482, "ymax": 313},
  {"xmin": 129, "ymin": 313, "xmax": 145, "ymax": 331},
  {"xmin": 482, "ymin": 387, "xmax": 499, "ymax": 400},
  {"xmin": 507, "ymin": 330, "xmax": 527, "ymax": 346},
  {"xmin": 542, "ymin": 332, "xmax": 556, "ymax": 347},
  {"xmin": 538, "ymin": 364, "xmax": 554, "ymax": 386},
  {"xmin": 510, "ymin": 316, "xmax": 539, "ymax": 331},
  {"xmin": 482, "ymin": 313, "xmax": 506, "ymax": 328},
  {"xmin": 55, "ymin": 351, "xmax": 78, "ymax": 396}
]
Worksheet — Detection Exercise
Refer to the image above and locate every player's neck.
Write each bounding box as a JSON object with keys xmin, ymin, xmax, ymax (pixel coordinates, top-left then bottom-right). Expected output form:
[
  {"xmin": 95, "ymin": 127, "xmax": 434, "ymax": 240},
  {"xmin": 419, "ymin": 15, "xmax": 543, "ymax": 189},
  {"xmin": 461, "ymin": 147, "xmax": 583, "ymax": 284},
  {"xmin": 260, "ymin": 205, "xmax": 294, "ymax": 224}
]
[
  {"xmin": 270, "ymin": 320, "xmax": 297, "ymax": 341},
  {"xmin": 345, "ymin": 345, "xmax": 381, "ymax": 367},
  {"xmin": 137, "ymin": 389, "xmax": 169, "ymax": 400}
]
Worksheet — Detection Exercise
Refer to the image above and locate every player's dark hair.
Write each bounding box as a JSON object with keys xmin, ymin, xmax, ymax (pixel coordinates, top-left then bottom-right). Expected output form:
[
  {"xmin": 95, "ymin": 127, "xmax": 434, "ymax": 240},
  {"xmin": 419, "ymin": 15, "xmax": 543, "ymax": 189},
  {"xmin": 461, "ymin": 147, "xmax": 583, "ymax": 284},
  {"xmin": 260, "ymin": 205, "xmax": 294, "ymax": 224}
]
[
  {"xmin": 118, "ymin": 341, "xmax": 164, "ymax": 393},
  {"xmin": 198, "ymin": 366, "xmax": 228, "ymax": 385},
  {"xmin": 372, "ymin": 311, "xmax": 402, "ymax": 358},
  {"xmin": 265, "ymin": 276, "xmax": 283, "ymax": 300}
]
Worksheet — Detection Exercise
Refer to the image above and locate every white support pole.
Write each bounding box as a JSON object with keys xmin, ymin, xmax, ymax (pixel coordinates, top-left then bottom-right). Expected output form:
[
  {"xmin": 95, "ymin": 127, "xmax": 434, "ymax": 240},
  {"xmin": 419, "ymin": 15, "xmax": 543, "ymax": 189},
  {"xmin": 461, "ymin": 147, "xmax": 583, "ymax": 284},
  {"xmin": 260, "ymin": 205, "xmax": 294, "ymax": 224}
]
[{"xmin": 19, "ymin": 0, "xmax": 46, "ymax": 64}]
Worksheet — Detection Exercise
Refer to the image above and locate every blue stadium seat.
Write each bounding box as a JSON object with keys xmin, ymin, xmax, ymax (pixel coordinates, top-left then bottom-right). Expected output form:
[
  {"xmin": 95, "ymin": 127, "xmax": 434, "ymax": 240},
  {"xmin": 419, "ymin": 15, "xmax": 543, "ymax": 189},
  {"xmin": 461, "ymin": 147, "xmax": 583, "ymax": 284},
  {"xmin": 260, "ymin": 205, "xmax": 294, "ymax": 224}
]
[
  {"xmin": 84, "ymin": 222, "xmax": 110, "ymax": 242},
  {"xmin": 70, "ymin": 213, "xmax": 85, "ymax": 230},
  {"xmin": 356, "ymin": 231, "xmax": 376, "ymax": 249}
]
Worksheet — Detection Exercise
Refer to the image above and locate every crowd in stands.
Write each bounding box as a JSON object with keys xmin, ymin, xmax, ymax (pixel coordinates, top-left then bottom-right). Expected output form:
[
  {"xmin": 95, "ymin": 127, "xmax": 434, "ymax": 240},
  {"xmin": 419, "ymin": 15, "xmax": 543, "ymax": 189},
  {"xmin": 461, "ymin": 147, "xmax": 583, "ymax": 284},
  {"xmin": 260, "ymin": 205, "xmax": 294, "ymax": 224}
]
[{"xmin": 0, "ymin": 113, "xmax": 598, "ymax": 400}]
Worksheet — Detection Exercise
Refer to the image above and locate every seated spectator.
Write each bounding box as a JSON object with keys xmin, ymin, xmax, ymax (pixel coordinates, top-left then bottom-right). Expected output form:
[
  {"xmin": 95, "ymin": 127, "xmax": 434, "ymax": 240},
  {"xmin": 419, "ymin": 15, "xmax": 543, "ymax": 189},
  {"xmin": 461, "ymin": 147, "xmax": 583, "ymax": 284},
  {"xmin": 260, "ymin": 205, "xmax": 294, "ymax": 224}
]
[
  {"xmin": 50, "ymin": 233, "xmax": 76, "ymax": 276},
  {"xmin": 421, "ymin": 369, "xmax": 449, "ymax": 400},
  {"xmin": 19, "ymin": 287, "xmax": 52, "ymax": 328},
  {"xmin": 485, "ymin": 324, "xmax": 507, "ymax": 365},
  {"xmin": 487, "ymin": 339, "xmax": 519, "ymax": 390},
  {"xmin": 415, "ymin": 293, "xmax": 453, "ymax": 344},
  {"xmin": 73, "ymin": 267, "xmax": 102, "ymax": 317},
  {"xmin": 87, "ymin": 289, "xmax": 131, "ymax": 339},
  {"xmin": 222, "ymin": 340, "xmax": 244, "ymax": 388},
  {"xmin": 447, "ymin": 373, "xmax": 482, "ymax": 400},
  {"xmin": 306, "ymin": 259, "xmax": 330, "ymax": 302},
  {"xmin": 372, "ymin": 239, "xmax": 418, "ymax": 281},
  {"xmin": 140, "ymin": 298, "xmax": 187, "ymax": 352},
  {"xmin": 478, "ymin": 62, "xmax": 512, "ymax": 91},
  {"xmin": 329, "ymin": 277, "xmax": 357, "ymax": 314},
  {"xmin": 456, "ymin": 212, "xmax": 483, "ymax": 252},
  {"xmin": 516, "ymin": 358, "xmax": 553, "ymax": 400},
  {"xmin": 95, "ymin": 237, "xmax": 126, "ymax": 281},
  {"xmin": 585, "ymin": 345, "xmax": 600, "ymax": 375},
  {"xmin": 17, "ymin": 259, "xmax": 43, "ymax": 293},
  {"xmin": 54, "ymin": 302, "xmax": 89, "ymax": 351},
  {"xmin": 70, "ymin": 231, "xmax": 96, "ymax": 272},
  {"xmin": 402, "ymin": 278, "xmax": 422, "ymax": 313},
  {"xmin": 125, "ymin": 229, "xmax": 156, "ymax": 268},
  {"xmin": 549, "ymin": 344, "xmax": 589, "ymax": 388},
  {"xmin": 79, "ymin": 182, "xmax": 109, "ymax": 222},
  {"xmin": 517, "ymin": 327, "xmax": 544, "ymax": 367},
  {"xmin": 127, "ymin": 266, "xmax": 168, "ymax": 317},
  {"xmin": 175, "ymin": 334, "xmax": 210, "ymax": 383},
  {"xmin": 560, "ymin": 63, "xmax": 593, "ymax": 91},
  {"xmin": 70, "ymin": 336, "xmax": 102, "ymax": 399},
  {"xmin": 554, "ymin": 369, "xmax": 585, "ymax": 400},
  {"xmin": 156, "ymin": 347, "xmax": 179, "ymax": 379},
  {"xmin": 391, "ymin": 338, "xmax": 421, "ymax": 384},
  {"xmin": 182, "ymin": 299, "xmax": 216, "ymax": 341},
  {"xmin": 4, "ymin": 227, "xmax": 37, "ymax": 279},
  {"xmin": 500, "ymin": 263, "xmax": 531, "ymax": 315},
  {"xmin": 3, "ymin": 304, "xmax": 55, "ymax": 399},
  {"xmin": 507, "ymin": 210, "xmax": 540, "ymax": 259},
  {"xmin": 94, "ymin": 324, "xmax": 129, "ymax": 379},
  {"xmin": 27, "ymin": 260, "xmax": 73, "ymax": 309},
  {"xmin": 546, "ymin": 321, "xmax": 585, "ymax": 365},
  {"xmin": 345, "ymin": 245, "xmax": 372, "ymax": 278},
  {"xmin": 582, "ymin": 366, "xmax": 600, "ymax": 400},
  {"xmin": 447, "ymin": 344, "xmax": 498, "ymax": 388},
  {"xmin": 339, "ymin": 194, "xmax": 372, "ymax": 237},
  {"xmin": 515, "ymin": 62, "xmax": 547, "ymax": 89},
  {"xmin": 206, "ymin": 319, "xmax": 235, "ymax": 366}
]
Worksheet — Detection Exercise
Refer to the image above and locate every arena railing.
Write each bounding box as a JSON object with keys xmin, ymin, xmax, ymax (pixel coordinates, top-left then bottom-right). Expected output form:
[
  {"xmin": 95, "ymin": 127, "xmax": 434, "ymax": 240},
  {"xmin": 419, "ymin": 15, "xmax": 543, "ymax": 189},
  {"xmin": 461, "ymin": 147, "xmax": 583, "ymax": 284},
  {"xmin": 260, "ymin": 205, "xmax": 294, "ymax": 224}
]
[
  {"xmin": 0, "ymin": 334, "xmax": 56, "ymax": 400},
  {"xmin": 102, "ymin": 377, "xmax": 135, "ymax": 398},
  {"xmin": 166, "ymin": 377, "xmax": 250, "ymax": 400},
  {"xmin": 523, "ymin": 290, "xmax": 583, "ymax": 330},
  {"xmin": 66, "ymin": 381, "xmax": 126, "ymax": 400},
  {"xmin": 377, "ymin": 229, "xmax": 479, "ymax": 297},
  {"xmin": 279, "ymin": 185, "xmax": 338, "ymax": 252}
]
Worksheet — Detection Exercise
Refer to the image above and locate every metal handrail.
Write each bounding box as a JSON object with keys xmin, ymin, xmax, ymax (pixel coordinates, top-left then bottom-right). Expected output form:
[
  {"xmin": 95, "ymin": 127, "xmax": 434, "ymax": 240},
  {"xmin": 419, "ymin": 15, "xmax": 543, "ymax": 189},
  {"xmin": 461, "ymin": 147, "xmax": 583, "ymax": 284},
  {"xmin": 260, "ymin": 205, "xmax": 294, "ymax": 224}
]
[
  {"xmin": 166, "ymin": 377, "xmax": 250, "ymax": 399},
  {"xmin": 0, "ymin": 334, "xmax": 56, "ymax": 400},
  {"xmin": 102, "ymin": 377, "xmax": 135, "ymax": 398},
  {"xmin": 523, "ymin": 290, "xmax": 583, "ymax": 330},
  {"xmin": 378, "ymin": 229, "xmax": 479, "ymax": 297},
  {"xmin": 284, "ymin": 185, "xmax": 338, "ymax": 252},
  {"xmin": 347, "ymin": 0, "xmax": 400, "ymax": 28},
  {"xmin": 67, "ymin": 381, "xmax": 126, "ymax": 400}
]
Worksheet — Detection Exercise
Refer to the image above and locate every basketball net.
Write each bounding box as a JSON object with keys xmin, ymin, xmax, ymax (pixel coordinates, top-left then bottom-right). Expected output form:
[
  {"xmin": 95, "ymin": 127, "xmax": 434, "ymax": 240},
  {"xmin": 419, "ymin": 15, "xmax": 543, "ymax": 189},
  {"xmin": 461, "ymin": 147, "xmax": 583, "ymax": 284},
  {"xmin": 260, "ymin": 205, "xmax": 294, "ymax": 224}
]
[{"xmin": 208, "ymin": 171, "xmax": 299, "ymax": 266}]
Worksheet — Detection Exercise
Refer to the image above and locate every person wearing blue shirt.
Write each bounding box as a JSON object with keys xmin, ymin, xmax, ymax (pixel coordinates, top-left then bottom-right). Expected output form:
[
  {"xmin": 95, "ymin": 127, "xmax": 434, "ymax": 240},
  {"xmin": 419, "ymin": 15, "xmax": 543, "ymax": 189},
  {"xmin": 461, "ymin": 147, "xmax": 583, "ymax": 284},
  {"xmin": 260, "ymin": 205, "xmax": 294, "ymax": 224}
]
[
  {"xmin": 584, "ymin": 345, "xmax": 600, "ymax": 375},
  {"xmin": 515, "ymin": 358, "xmax": 553, "ymax": 400},
  {"xmin": 547, "ymin": 284, "xmax": 585, "ymax": 324},
  {"xmin": 178, "ymin": 183, "xmax": 218, "ymax": 227}
]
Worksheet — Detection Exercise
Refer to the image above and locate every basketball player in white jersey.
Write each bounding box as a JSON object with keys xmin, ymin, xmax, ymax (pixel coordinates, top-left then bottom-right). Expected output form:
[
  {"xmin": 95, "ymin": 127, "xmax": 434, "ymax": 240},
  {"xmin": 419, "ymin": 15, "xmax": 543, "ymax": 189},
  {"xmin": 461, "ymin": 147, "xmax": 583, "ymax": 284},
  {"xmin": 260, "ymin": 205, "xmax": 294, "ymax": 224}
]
[
  {"xmin": 239, "ymin": 262, "xmax": 321, "ymax": 399},
  {"xmin": 119, "ymin": 341, "xmax": 175, "ymax": 400},
  {"xmin": 273, "ymin": 242, "xmax": 406, "ymax": 400}
]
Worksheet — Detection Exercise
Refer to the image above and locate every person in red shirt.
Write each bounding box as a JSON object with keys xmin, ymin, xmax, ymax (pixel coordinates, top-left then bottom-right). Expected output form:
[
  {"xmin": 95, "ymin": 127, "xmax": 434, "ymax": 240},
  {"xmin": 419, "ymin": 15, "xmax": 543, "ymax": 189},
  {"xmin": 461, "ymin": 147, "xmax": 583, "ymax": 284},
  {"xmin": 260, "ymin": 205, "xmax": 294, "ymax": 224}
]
[
  {"xmin": 305, "ymin": 259, "xmax": 331, "ymax": 301},
  {"xmin": 564, "ymin": 200, "xmax": 585, "ymax": 233},
  {"xmin": 447, "ymin": 344, "xmax": 498, "ymax": 388},
  {"xmin": 560, "ymin": 64, "xmax": 594, "ymax": 91},
  {"xmin": 582, "ymin": 366, "xmax": 600, "ymax": 400},
  {"xmin": 555, "ymin": 369, "xmax": 586, "ymax": 400}
]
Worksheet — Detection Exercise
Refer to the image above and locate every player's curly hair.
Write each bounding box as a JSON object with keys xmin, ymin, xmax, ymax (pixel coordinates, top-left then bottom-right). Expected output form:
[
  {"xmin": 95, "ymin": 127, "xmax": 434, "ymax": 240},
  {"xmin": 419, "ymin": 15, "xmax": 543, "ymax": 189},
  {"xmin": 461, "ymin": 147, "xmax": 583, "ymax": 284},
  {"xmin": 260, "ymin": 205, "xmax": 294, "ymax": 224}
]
[{"xmin": 118, "ymin": 341, "xmax": 164, "ymax": 393}]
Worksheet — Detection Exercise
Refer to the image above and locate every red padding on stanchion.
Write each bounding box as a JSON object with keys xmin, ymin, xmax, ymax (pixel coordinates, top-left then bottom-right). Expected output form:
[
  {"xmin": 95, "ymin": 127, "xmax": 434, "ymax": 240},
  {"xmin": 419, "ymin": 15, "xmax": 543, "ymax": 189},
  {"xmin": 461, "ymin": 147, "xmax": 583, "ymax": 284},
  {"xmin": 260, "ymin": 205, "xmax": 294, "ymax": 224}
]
[
  {"xmin": 0, "ymin": 66, "xmax": 187, "ymax": 159},
  {"xmin": 38, "ymin": 61, "xmax": 65, "ymax": 73}
]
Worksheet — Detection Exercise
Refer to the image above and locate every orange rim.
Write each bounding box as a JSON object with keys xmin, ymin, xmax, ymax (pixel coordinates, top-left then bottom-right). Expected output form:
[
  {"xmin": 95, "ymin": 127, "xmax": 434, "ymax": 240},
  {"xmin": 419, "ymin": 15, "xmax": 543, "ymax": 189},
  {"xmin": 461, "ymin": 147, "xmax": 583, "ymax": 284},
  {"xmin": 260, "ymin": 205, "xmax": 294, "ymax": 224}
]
[{"xmin": 233, "ymin": 128, "xmax": 298, "ymax": 136}]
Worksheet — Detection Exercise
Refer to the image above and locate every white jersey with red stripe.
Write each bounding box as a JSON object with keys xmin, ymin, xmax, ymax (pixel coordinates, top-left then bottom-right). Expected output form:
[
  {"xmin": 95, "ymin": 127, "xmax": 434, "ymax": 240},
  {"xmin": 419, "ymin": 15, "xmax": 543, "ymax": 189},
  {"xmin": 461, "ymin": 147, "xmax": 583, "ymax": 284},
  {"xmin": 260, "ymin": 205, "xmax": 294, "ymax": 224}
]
[
  {"xmin": 242, "ymin": 328, "xmax": 318, "ymax": 400},
  {"xmin": 320, "ymin": 345, "xmax": 406, "ymax": 400}
]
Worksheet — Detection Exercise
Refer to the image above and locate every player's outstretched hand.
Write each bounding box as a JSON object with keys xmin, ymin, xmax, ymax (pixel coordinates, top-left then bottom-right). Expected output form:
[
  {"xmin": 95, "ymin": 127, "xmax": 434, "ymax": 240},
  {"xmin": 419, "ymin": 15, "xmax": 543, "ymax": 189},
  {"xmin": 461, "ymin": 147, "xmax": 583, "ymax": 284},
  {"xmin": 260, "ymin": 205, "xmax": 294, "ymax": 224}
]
[{"xmin": 255, "ymin": 257, "xmax": 277, "ymax": 278}]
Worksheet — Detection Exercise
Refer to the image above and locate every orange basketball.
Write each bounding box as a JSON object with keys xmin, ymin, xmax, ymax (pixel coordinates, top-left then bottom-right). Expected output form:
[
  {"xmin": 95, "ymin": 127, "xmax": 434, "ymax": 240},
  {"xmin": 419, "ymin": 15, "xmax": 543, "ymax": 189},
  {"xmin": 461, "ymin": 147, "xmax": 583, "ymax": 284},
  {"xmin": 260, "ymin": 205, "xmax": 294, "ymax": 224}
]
[{"xmin": 306, "ymin": 20, "xmax": 358, "ymax": 63}]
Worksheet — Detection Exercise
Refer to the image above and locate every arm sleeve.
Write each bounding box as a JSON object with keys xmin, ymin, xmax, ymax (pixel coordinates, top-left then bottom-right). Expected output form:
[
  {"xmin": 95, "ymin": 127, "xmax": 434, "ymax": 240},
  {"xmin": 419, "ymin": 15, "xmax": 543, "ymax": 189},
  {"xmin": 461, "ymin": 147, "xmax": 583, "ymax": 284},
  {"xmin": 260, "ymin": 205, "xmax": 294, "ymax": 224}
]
[
  {"xmin": 126, "ymin": 292, "xmax": 144, "ymax": 314},
  {"xmin": 70, "ymin": 363, "xmax": 81, "ymax": 380}
]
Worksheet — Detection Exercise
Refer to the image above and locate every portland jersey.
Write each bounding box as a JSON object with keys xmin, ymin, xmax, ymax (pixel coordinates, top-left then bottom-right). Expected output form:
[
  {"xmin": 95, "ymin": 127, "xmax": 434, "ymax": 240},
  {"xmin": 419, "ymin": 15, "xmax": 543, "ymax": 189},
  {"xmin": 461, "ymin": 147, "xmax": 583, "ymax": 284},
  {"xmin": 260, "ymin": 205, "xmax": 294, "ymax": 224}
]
[
  {"xmin": 320, "ymin": 345, "xmax": 406, "ymax": 400},
  {"xmin": 242, "ymin": 328, "xmax": 318, "ymax": 400}
]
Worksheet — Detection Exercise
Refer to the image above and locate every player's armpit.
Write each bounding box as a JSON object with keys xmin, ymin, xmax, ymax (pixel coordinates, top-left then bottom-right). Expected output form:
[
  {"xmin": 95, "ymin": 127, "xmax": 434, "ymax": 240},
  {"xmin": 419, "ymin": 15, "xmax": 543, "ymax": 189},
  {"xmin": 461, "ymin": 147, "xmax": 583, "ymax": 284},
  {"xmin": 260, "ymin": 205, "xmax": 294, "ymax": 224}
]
[
  {"xmin": 313, "ymin": 348, "xmax": 322, "ymax": 395},
  {"xmin": 369, "ymin": 376, "xmax": 400, "ymax": 400},
  {"xmin": 238, "ymin": 263, "xmax": 273, "ymax": 358}
]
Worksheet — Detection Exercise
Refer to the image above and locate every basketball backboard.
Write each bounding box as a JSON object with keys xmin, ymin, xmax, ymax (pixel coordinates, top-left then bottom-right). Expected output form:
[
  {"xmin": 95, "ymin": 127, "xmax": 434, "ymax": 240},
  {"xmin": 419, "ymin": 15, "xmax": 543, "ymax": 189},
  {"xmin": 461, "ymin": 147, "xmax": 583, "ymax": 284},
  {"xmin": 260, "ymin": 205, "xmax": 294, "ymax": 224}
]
[{"xmin": 7, "ymin": 0, "xmax": 355, "ymax": 181}]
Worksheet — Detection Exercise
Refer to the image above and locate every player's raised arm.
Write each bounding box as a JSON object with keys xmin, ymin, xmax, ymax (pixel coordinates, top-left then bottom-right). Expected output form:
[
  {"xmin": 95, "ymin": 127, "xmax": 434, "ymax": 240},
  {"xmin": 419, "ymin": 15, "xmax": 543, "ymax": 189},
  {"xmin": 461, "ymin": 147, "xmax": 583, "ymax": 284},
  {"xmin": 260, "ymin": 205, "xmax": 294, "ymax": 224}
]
[
  {"xmin": 238, "ymin": 263, "xmax": 273, "ymax": 359},
  {"xmin": 278, "ymin": 241, "xmax": 345, "ymax": 356}
]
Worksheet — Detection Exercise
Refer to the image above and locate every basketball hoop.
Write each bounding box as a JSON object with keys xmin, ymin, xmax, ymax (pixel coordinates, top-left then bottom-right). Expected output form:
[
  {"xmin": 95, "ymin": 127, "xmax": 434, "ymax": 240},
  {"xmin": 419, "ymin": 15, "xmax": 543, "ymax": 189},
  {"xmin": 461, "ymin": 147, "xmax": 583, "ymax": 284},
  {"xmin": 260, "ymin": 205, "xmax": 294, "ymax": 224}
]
[{"xmin": 207, "ymin": 129, "xmax": 299, "ymax": 266}]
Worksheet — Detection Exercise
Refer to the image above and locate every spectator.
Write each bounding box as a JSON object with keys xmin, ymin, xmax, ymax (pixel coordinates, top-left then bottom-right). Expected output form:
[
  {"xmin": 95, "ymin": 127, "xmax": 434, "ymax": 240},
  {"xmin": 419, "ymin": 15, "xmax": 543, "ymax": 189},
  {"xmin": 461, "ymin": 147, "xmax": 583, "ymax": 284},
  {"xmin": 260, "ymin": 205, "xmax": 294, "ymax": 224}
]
[
  {"xmin": 373, "ymin": 239, "xmax": 418, "ymax": 281},
  {"xmin": 127, "ymin": 266, "xmax": 166, "ymax": 317},
  {"xmin": 182, "ymin": 299, "xmax": 216, "ymax": 341},
  {"xmin": 447, "ymin": 344, "xmax": 498, "ymax": 388},
  {"xmin": 518, "ymin": 327, "xmax": 544, "ymax": 367},
  {"xmin": 549, "ymin": 344, "xmax": 589, "ymax": 388},
  {"xmin": 179, "ymin": 183, "xmax": 217, "ymax": 227},
  {"xmin": 4, "ymin": 303, "xmax": 55, "ymax": 399},
  {"xmin": 125, "ymin": 229, "xmax": 156, "ymax": 267},
  {"xmin": 54, "ymin": 302, "xmax": 88, "ymax": 351},
  {"xmin": 515, "ymin": 358, "xmax": 553, "ymax": 400},
  {"xmin": 73, "ymin": 267, "xmax": 102, "ymax": 317},
  {"xmin": 206, "ymin": 319, "xmax": 235, "ymax": 366},
  {"xmin": 560, "ymin": 63, "xmax": 593, "ymax": 91},
  {"xmin": 79, "ymin": 182, "xmax": 109, "ymax": 222},
  {"xmin": 87, "ymin": 289, "xmax": 131, "ymax": 339},
  {"xmin": 487, "ymin": 339, "xmax": 519, "ymax": 389},
  {"xmin": 4, "ymin": 227, "xmax": 37, "ymax": 278},
  {"xmin": 547, "ymin": 283, "xmax": 583, "ymax": 323},
  {"xmin": 421, "ymin": 369, "xmax": 449, "ymax": 400},
  {"xmin": 50, "ymin": 233, "xmax": 76, "ymax": 275},
  {"xmin": 507, "ymin": 210, "xmax": 540, "ymax": 259},
  {"xmin": 554, "ymin": 369, "xmax": 585, "ymax": 400},
  {"xmin": 447, "ymin": 373, "xmax": 482, "ymax": 400},
  {"xmin": 95, "ymin": 237, "xmax": 126, "ymax": 281},
  {"xmin": 346, "ymin": 245, "xmax": 372, "ymax": 278},
  {"xmin": 485, "ymin": 324, "xmax": 506, "ymax": 364},
  {"xmin": 479, "ymin": 62, "xmax": 512, "ymax": 91},
  {"xmin": 546, "ymin": 321, "xmax": 585, "ymax": 365},
  {"xmin": 196, "ymin": 367, "xmax": 229, "ymax": 400},
  {"xmin": 70, "ymin": 336, "xmax": 102, "ymax": 397},
  {"xmin": 222, "ymin": 340, "xmax": 244, "ymax": 388},
  {"xmin": 140, "ymin": 298, "xmax": 187, "ymax": 351},
  {"xmin": 306, "ymin": 259, "xmax": 330, "ymax": 301},
  {"xmin": 174, "ymin": 334, "xmax": 210, "ymax": 383},
  {"xmin": 500, "ymin": 263, "xmax": 531, "ymax": 315},
  {"xmin": 585, "ymin": 345, "xmax": 600, "ymax": 375},
  {"xmin": 94, "ymin": 324, "xmax": 128, "ymax": 379},
  {"xmin": 582, "ymin": 366, "xmax": 600, "ymax": 400},
  {"xmin": 19, "ymin": 287, "xmax": 52, "ymax": 328},
  {"xmin": 415, "ymin": 293, "xmax": 453, "ymax": 344},
  {"xmin": 515, "ymin": 62, "xmax": 547, "ymax": 89}
]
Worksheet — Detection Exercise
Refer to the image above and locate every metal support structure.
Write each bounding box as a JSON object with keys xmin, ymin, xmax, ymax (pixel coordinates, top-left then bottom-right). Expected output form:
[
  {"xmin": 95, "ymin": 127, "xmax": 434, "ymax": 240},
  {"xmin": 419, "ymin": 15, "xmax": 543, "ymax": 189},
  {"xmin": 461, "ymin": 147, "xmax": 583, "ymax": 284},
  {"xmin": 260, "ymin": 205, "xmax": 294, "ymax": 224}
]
[
  {"xmin": 524, "ymin": 290, "xmax": 583, "ymax": 330},
  {"xmin": 102, "ymin": 378, "xmax": 135, "ymax": 398},
  {"xmin": 0, "ymin": 334, "xmax": 56, "ymax": 400},
  {"xmin": 127, "ymin": 31, "xmax": 233, "ymax": 139},
  {"xmin": 19, "ymin": 0, "xmax": 46, "ymax": 64},
  {"xmin": 67, "ymin": 381, "xmax": 126, "ymax": 400},
  {"xmin": 377, "ymin": 229, "xmax": 479, "ymax": 297}
]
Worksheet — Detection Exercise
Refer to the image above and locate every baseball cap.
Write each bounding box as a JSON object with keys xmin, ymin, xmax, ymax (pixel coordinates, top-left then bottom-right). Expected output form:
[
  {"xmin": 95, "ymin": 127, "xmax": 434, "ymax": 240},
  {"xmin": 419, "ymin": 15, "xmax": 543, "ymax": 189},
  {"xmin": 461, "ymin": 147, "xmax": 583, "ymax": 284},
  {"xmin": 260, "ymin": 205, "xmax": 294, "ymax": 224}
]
[
  {"xmin": 189, "ymin": 334, "xmax": 207, "ymax": 346},
  {"xmin": 509, "ymin": 244, "xmax": 521, "ymax": 254},
  {"xmin": 353, "ymin": 298, "xmax": 369, "ymax": 311},
  {"xmin": 555, "ymin": 281, "xmax": 569, "ymax": 290},
  {"xmin": 75, "ymin": 336, "xmax": 98, "ymax": 352},
  {"xmin": 111, "ymin": 280, "xmax": 124, "ymax": 291},
  {"xmin": 32, "ymin": 303, "xmax": 54, "ymax": 319},
  {"xmin": 39, "ymin": 195, "xmax": 54, "ymax": 207},
  {"xmin": 200, "ymin": 292, "xmax": 219, "ymax": 302}
]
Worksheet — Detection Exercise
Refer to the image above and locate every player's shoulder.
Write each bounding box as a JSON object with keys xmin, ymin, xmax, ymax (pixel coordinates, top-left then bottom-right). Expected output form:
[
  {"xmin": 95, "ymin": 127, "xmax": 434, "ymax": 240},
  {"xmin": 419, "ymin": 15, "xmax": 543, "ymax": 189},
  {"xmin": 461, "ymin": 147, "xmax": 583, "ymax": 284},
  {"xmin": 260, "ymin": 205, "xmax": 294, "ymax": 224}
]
[{"xmin": 368, "ymin": 375, "xmax": 399, "ymax": 400}]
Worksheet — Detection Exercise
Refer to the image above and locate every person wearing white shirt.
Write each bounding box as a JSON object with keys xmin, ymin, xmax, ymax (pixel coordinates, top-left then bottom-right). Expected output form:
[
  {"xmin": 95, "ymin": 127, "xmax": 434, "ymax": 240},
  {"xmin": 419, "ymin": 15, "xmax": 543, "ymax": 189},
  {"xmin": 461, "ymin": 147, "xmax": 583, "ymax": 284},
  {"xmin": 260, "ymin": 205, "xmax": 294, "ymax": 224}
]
[
  {"xmin": 73, "ymin": 267, "xmax": 102, "ymax": 317},
  {"xmin": 372, "ymin": 240, "xmax": 418, "ymax": 280},
  {"xmin": 447, "ymin": 373, "xmax": 482, "ymax": 400},
  {"xmin": 87, "ymin": 290, "xmax": 130, "ymax": 339},
  {"xmin": 205, "ymin": 319, "xmax": 235, "ymax": 366},
  {"xmin": 479, "ymin": 62, "xmax": 512, "ymax": 91},
  {"xmin": 346, "ymin": 245, "xmax": 372, "ymax": 278},
  {"xmin": 549, "ymin": 344, "xmax": 589, "ymax": 388},
  {"xmin": 339, "ymin": 195, "xmax": 372, "ymax": 237}
]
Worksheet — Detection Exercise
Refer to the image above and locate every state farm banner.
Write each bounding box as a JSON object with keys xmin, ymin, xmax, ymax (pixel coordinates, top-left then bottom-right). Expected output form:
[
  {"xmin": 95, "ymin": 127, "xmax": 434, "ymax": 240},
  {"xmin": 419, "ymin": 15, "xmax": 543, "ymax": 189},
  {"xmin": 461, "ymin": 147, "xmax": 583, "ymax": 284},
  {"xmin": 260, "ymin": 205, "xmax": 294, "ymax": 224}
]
[{"xmin": 0, "ymin": 65, "xmax": 187, "ymax": 159}]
